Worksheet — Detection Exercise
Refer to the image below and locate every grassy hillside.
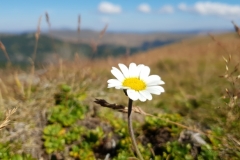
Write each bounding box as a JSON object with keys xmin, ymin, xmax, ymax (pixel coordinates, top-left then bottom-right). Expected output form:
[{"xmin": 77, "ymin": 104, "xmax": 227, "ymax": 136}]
[{"xmin": 0, "ymin": 31, "xmax": 240, "ymax": 159}]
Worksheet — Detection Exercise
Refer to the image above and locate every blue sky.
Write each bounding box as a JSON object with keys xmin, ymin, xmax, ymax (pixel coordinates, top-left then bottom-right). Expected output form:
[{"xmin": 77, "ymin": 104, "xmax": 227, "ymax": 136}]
[{"xmin": 1, "ymin": 0, "xmax": 240, "ymax": 32}]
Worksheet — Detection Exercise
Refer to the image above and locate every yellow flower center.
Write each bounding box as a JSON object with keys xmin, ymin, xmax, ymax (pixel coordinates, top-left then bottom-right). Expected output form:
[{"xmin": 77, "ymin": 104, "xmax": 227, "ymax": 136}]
[{"xmin": 122, "ymin": 77, "xmax": 146, "ymax": 91}]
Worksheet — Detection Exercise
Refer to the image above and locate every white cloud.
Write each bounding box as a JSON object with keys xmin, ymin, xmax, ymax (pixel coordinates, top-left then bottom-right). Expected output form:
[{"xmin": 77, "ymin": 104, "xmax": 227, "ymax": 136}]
[
  {"xmin": 98, "ymin": 2, "xmax": 121, "ymax": 14},
  {"xmin": 178, "ymin": 2, "xmax": 240, "ymax": 18},
  {"xmin": 138, "ymin": 3, "xmax": 151, "ymax": 13},
  {"xmin": 159, "ymin": 5, "xmax": 174, "ymax": 14}
]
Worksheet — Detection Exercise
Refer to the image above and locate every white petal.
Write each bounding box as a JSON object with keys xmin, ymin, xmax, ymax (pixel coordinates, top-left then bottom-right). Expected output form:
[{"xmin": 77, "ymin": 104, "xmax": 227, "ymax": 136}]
[
  {"xmin": 118, "ymin": 64, "xmax": 129, "ymax": 78},
  {"xmin": 131, "ymin": 64, "xmax": 143, "ymax": 77},
  {"xmin": 145, "ymin": 75, "xmax": 160, "ymax": 83},
  {"xmin": 148, "ymin": 80, "xmax": 164, "ymax": 85},
  {"xmin": 107, "ymin": 79, "xmax": 122, "ymax": 85},
  {"xmin": 140, "ymin": 90, "xmax": 152, "ymax": 100},
  {"xmin": 137, "ymin": 64, "xmax": 144, "ymax": 68},
  {"xmin": 135, "ymin": 64, "xmax": 144, "ymax": 77},
  {"xmin": 112, "ymin": 67, "xmax": 121, "ymax": 73},
  {"xmin": 138, "ymin": 92, "xmax": 147, "ymax": 102},
  {"xmin": 115, "ymin": 86, "xmax": 122, "ymax": 89},
  {"xmin": 108, "ymin": 83, "xmax": 122, "ymax": 89},
  {"xmin": 146, "ymin": 86, "xmax": 165, "ymax": 95},
  {"xmin": 107, "ymin": 79, "xmax": 123, "ymax": 88},
  {"xmin": 129, "ymin": 63, "xmax": 137, "ymax": 77},
  {"xmin": 145, "ymin": 75, "xmax": 165, "ymax": 86},
  {"xmin": 111, "ymin": 67, "xmax": 125, "ymax": 82},
  {"xmin": 127, "ymin": 89, "xmax": 138, "ymax": 101},
  {"xmin": 140, "ymin": 66, "xmax": 150, "ymax": 79}
]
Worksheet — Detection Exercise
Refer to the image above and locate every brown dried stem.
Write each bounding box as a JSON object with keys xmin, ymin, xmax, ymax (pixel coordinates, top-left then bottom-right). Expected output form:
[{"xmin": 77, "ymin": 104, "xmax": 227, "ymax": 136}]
[
  {"xmin": 32, "ymin": 16, "xmax": 42, "ymax": 61},
  {"xmin": 77, "ymin": 15, "xmax": 81, "ymax": 44},
  {"xmin": 0, "ymin": 41, "xmax": 11, "ymax": 62},
  {"xmin": 99, "ymin": 24, "xmax": 108, "ymax": 39},
  {"xmin": 45, "ymin": 12, "xmax": 56, "ymax": 54},
  {"xmin": 232, "ymin": 21, "xmax": 240, "ymax": 37},
  {"xmin": 208, "ymin": 33, "xmax": 229, "ymax": 54},
  {"xmin": 0, "ymin": 108, "xmax": 17, "ymax": 130}
]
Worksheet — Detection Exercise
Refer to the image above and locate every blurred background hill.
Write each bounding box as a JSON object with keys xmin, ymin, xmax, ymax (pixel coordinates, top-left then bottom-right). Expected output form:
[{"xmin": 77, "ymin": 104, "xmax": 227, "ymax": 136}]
[{"xmin": 0, "ymin": 30, "xmax": 197, "ymax": 64}]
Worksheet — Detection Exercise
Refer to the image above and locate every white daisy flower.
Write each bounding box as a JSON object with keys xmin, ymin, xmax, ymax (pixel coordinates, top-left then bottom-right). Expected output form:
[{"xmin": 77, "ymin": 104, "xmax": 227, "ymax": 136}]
[{"xmin": 107, "ymin": 63, "xmax": 165, "ymax": 102}]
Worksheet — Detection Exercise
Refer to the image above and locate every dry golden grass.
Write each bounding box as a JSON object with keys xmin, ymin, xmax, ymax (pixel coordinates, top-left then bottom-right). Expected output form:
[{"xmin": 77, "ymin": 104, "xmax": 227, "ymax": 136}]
[
  {"xmin": 130, "ymin": 33, "xmax": 238, "ymax": 65},
  {"xmin": 32, "ymin": 16, "xmax": 42, "ymax": 61},
  {"xmin": 0, "ymin": 108, "xmax": 17, "ymax": 130}
]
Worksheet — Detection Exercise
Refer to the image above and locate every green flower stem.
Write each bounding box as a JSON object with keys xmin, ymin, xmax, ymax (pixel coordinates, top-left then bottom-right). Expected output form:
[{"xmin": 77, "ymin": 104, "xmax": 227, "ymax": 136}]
[{"xmin": 127, "ymin": 98, "xmax": 144, "ymax": 160}]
